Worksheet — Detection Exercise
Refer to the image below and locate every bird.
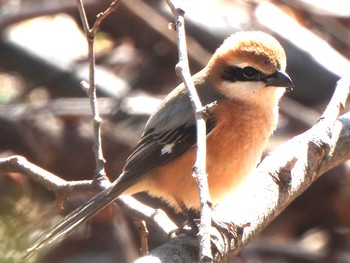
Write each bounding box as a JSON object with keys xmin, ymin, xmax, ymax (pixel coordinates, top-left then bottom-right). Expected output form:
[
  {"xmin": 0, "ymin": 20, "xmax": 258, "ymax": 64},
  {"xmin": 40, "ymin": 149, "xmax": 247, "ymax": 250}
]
[{"xmin": 29, "ymin": 31, "xmax": 293, "ymax": 252}]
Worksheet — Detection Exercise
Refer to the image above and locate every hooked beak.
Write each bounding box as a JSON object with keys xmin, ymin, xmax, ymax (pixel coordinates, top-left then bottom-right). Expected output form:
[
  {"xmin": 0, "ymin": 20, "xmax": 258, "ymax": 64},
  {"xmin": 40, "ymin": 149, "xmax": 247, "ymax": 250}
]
[{"xmin": 265, "ymin": 70, "xmax": 294, "ymax": 91}]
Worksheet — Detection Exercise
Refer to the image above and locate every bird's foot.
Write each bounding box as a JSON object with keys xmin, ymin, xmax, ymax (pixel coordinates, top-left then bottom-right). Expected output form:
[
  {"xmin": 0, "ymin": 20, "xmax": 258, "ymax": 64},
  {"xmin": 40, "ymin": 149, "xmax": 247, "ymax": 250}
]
[
  {"xmin": 168, "ymin": 216, "xmax": 250, "ymax": 246},
  {"xmin": 210, "ymin": 219, "xmax": 250, "ymax": 261},
  {"xmin": 210, "ymin": 218, "xmax": 250, "ymax": 252},
  {"xmin": 211, "ymin": 218, "xmax": 245, "ymax": 239},
  {"xmin": 168, "ymin": 218, "xmax": 199, "ymax": 238}
]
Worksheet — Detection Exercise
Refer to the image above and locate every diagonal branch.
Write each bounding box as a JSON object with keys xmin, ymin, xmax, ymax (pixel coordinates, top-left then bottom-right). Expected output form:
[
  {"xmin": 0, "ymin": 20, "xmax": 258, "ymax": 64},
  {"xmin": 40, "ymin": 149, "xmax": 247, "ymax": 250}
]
[
  {"xmin": 0, "ymin": 155, "xmax": 178, "ymax": 238},
  {"xmin": 0, "ymin": 156, "xmax": 95, "ymax": 196}
]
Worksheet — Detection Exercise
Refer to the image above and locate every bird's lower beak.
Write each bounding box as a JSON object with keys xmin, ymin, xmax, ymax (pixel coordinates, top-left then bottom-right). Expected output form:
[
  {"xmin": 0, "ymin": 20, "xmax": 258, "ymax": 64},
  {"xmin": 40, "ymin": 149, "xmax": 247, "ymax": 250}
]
[{"xmin": 265, "ymin": 70, "xmax": 294, "ymax": 91}]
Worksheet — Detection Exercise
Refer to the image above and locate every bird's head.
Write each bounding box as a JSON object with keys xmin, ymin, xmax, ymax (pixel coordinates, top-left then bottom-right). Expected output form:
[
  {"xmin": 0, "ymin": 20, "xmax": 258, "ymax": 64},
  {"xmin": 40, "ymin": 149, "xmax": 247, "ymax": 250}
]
[{"xmin": 206, "ymin": 31, "xmax": 293, "ymax": 106}]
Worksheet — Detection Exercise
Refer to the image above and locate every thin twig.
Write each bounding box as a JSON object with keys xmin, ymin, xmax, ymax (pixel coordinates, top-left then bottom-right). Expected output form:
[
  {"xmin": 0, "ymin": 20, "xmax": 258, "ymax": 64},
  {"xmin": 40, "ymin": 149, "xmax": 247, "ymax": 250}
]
[
  {"xmin": 119, "ymin": 196, "xmax": 178, "ymax": 238},
  {"xmin": 91, "ymin": 0, "xmax": 122, "ymax": 35},
  {"xmin": 0, "ymin": 156, "xmax": 94, "ymax": 194},
  {"xmin": 0, "ymin": 155, "xmax": 178, "ymax": 238},
  {"xmin": 166, "ymin": 0, "xmax": 212, "ymax": 262},
  {"xmin": 76, "ymin": 0, "xmax": 90, "ymax": 36},
  {"xmin": 133, "ymin": 218, "xmax": 149, "ymax": 255},
  {"xmin": 75, "ymin": 1, "xmax": 120, "ymax": 183}
]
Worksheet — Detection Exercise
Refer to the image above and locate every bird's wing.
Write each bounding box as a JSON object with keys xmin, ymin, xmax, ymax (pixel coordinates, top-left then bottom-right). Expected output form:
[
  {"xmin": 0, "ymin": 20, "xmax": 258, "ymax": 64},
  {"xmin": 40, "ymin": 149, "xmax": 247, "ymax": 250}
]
[
  {"xmin": 119, "ymin": 81, "xmax": 220, "ymax": 186},
  {"xmin": 122, "ymin": 118, "xmax": 216, "ymax": 181}
]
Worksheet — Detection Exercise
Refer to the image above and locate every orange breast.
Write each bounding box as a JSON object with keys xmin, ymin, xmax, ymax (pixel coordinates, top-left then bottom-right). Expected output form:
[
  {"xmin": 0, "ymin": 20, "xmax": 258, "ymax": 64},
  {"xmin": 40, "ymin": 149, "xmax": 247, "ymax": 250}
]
[{"xmin": 131, "ymin": 99, "xmax": 277, "ymax": 212}]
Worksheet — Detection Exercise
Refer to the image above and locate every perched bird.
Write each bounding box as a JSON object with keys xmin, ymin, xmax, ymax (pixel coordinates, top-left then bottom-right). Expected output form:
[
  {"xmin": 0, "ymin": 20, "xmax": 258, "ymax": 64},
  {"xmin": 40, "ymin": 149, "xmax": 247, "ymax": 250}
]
[{"xmin": 30, "ymin": 31, "xmax": 293, "ymax": 251}]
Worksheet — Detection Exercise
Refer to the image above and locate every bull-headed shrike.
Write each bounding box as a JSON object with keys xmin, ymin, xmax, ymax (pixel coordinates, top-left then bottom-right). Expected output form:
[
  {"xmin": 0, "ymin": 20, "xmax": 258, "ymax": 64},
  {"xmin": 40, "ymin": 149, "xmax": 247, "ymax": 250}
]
[{"xmin": 29, "ymin": 31, "xmax": 293, "ymax": 251}]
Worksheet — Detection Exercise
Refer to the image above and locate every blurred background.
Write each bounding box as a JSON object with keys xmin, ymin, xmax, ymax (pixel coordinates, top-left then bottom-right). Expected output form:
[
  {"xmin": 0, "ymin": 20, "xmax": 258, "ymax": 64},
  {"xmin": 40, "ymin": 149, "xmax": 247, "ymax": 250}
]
[{"xmin": 1, "ymin": 0, "xmax": 350, "ymax": 262}]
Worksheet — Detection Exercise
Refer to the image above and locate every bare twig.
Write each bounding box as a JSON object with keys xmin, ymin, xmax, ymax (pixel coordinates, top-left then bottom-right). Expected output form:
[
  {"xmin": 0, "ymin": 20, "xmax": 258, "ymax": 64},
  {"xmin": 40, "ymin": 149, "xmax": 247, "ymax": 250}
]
[
  {"xmin": 0, "ymin": 155, "xmax": 178, "ymax": 238},
  {"xmin": 119, "ymin": 196, "xmax": 178, "ymax": 238},
  {"xmin": 76, "ymin": 0, "xmax": 90, "ymax": 37},
  {"xmin": 0, "ymin": 156, "xmax": 95, "ymax": 195},
  {"xmin": 76, "ymin": 1, "xmax": 106, "ymax": 183},
  {"xmin": 75, "ymin": 0, "xmax": 121, "ymax": 184},
  {"xmin": 76, "ymin": 0, "xmax": 121, "ymax": 38},
  {"xmin": 133, "ymin": 218, "xmax": 149, "ymax": 255},
  {"xmin": 91, "ymin": 0, "xmax": 121, "ymax": 35},
  {"xmin": 166, "ymin": 1, "xmax": 212, "ymax": 262}
]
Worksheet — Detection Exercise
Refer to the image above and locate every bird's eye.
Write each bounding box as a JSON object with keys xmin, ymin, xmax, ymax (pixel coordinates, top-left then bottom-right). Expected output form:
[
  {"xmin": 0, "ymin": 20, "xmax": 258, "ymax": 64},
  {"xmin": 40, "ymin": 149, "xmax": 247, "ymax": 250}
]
[{"xmin": 242, "ymin": 67, "xmax": 259, "ymax": 80}]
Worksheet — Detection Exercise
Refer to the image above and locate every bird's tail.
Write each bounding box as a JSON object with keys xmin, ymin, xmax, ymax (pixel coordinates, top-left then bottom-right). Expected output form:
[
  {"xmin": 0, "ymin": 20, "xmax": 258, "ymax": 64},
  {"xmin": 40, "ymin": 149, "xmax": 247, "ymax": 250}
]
[{"xmin": 27, "ymin": 177, "xmax": 128, "ymax": 256}]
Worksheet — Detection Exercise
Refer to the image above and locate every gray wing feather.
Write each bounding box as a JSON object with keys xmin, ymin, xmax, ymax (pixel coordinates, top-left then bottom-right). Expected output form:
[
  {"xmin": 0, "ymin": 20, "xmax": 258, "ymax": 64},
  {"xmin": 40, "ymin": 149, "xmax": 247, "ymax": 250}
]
[
  {"xmin": 145, "ymin": 72, "xmax": 222, "ymax": 134},
  {"xmin": 144, "ymin": 84, "xmax": 195, "ymax": 134},
  {"xmin": 120, "ymin": 75, "xmax": 222, "ymax": 183}
]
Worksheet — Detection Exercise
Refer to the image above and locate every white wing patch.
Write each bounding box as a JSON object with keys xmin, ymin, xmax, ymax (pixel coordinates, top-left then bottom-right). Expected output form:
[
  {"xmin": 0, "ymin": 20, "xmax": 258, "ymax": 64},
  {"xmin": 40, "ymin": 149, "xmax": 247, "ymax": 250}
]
[{"xmin": 161, "ymin": 143, "xmax": 176, "ymax": 155}]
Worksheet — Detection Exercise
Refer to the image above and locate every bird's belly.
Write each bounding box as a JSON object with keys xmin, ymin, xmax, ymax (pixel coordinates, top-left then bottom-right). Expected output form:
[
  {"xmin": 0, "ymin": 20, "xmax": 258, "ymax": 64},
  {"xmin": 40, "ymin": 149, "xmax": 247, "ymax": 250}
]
[
  {"xmin": 205, "ymin": 125, "xmax": 267, "ymax": 207},
  {"xmin": 140, "ymin": 123, "xmax": 271, "ymax": 212}
]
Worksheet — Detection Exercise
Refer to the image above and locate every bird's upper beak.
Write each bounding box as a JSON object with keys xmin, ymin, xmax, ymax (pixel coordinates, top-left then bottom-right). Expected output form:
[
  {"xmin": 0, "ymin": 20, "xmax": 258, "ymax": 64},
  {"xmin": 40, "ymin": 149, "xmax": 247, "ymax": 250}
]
[{"xmin": 265, "ymin": 70, "xmax": 294, "ymax": 91}]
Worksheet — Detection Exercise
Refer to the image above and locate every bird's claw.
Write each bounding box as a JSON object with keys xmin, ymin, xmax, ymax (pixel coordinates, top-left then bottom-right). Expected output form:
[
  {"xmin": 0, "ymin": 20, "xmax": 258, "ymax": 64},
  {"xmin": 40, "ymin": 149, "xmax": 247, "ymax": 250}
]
[
  {"xmin": 211, "ymin": 218, "xmax": 242, "ymax": 239},
  {"xmin": 168, "ymin": 219, "xmax": 200, "ymax": 239}
]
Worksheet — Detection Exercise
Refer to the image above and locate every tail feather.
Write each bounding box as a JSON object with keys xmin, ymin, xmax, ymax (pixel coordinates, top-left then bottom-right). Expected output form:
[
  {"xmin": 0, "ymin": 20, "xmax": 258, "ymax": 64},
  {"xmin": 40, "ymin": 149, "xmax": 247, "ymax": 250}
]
[{"xmin": 27, "ymin": 180, "xmax": 126, "ymax": 255}]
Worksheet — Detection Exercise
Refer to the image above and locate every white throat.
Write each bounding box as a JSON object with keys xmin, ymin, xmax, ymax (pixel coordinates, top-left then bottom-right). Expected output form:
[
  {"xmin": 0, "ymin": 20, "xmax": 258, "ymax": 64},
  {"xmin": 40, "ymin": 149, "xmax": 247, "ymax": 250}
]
[{"xmin": 218, "ymin": 80, "xmax": 285, "ymax": 109}]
